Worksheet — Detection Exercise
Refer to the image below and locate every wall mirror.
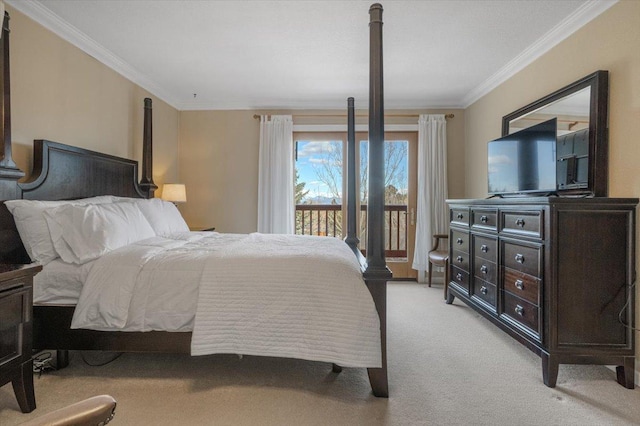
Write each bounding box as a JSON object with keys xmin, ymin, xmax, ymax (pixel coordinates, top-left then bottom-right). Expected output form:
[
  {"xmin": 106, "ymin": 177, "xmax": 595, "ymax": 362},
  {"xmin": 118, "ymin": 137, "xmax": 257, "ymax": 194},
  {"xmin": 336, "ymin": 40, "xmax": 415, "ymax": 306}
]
[{"xmin": 502, "ymin": 70, "xmax": 609, "ymax": 197}]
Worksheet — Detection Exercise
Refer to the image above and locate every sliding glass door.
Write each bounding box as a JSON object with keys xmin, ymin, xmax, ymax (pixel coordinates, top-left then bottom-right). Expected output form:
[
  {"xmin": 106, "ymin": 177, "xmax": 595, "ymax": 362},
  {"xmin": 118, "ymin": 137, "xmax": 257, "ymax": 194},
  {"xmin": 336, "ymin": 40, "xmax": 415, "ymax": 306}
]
[{"xmin": 293, "ymin": 131, "xmax": 417, "ymax": 279}]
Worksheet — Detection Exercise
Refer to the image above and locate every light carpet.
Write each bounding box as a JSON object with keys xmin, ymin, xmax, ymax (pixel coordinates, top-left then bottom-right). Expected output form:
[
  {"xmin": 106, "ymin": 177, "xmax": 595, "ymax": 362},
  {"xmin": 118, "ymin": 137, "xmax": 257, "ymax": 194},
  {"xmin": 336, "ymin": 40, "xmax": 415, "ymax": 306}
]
[{"xmin": 1, "ymin": 282, "xmax": 639, "ymax": 425}]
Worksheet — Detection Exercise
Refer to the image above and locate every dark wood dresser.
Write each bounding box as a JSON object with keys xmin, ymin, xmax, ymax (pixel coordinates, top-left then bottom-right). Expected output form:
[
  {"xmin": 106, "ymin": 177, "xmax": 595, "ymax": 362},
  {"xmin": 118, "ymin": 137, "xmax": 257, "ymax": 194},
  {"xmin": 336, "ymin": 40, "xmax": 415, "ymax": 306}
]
[
  {"xmin": 446, "ymin": 197, "xmax": 637, "ymax": 388},
  {"xmin": 0, "ymin": 263, "xmax": 42, "ymax": 412}
]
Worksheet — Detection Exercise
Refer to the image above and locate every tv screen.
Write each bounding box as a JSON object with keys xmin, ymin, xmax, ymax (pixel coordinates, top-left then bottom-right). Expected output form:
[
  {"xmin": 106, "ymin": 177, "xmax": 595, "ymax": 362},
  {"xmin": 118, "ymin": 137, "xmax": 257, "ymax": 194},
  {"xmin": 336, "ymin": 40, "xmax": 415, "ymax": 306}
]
[{"xmin": 488, "ymin": 118, "xmax": 557, "ymax": 196}]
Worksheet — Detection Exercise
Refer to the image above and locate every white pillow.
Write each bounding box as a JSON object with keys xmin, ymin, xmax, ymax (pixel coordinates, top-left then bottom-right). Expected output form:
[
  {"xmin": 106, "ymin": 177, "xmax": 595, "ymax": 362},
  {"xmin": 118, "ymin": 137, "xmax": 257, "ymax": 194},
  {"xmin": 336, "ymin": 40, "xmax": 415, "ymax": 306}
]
[
  {"xmin": 4, "ymin": 196, "xmax": 118, "ymax": 264},
  {"xmin": 134, "ymin": 198, "xmax": 189, "ymax": 236},
  {"xmin": 43, "ymin": 202, "xmax": 155, "ymax": 264},
  {"xmin": 109, "ymin": 197, "xmax": 189, "ymax": 235}
]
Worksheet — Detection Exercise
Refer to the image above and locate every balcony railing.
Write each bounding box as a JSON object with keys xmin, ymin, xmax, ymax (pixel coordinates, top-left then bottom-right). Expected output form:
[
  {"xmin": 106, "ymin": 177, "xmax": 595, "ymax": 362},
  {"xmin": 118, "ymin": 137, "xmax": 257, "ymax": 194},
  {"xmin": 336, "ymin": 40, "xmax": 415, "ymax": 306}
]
[{"xmin": 295, "ymin": 204, "xmax": 408, "ymax": 258}]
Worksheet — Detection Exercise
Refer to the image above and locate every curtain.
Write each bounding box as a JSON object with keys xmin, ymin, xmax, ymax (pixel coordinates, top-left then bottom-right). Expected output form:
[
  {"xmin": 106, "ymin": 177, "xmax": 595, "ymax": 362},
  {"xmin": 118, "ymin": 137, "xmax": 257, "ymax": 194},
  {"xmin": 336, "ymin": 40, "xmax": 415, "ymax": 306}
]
[
  {"xmin": 412, "ymin": 114, "xmax": 449, "ymax": 282},
  {"xmin": 257, "ymin": 115, "xmax": 295, "ymax": 234}
]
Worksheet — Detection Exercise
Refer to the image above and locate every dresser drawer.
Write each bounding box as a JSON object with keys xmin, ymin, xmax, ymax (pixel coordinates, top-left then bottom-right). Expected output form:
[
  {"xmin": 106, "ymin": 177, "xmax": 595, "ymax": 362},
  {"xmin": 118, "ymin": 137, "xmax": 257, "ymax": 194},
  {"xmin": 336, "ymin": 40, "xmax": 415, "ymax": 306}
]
[
  {"xmin": 473, "ymin": 235, "xmax": 497, "ymax": 262},
  {"xmin": 471, "ymin": 209, "xmax": 497, "ymax": 230},
  {"xmin": 451, "ymin": 230, "xmax": 469, "ymax": 253},
  {"xmin": 472, "ymin": 278, "xmax": 497, "ymax": 311},
  {"xmin": 450, "ymin": 266, "xmax": 469, "ymax": 292},
  {"xmin": 451, "ymin": 249, "xmax": 470, "ymax": 272},
  {"xmin": 450, "ymin": 208, "xmax": 469, "ymax": 227},
  {"xmin": 474, "ymin": 259, "xmax": 497, "ymax": 284},
  {"xmin": 503, "ymin": 292, "xmax": 539, "ymax": 335},
  {"xmin": 501, "ymin": 210, "xmax": 543, "ymax": 238},
  {"xmin": 503, "ymin": 267, "xmax": 540, "ymax": 306},
  {"xmin": 502, "ymin": 242, "xmax": 541, "ymax": 278}
]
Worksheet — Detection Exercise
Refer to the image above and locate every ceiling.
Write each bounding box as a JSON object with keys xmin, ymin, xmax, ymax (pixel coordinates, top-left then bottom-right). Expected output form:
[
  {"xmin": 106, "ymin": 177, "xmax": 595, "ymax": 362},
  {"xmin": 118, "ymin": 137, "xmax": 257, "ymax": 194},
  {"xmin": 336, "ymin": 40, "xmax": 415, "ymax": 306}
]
[{"xmin": 8, "ymin": 0, "xmax": 616, "ymax": 111}]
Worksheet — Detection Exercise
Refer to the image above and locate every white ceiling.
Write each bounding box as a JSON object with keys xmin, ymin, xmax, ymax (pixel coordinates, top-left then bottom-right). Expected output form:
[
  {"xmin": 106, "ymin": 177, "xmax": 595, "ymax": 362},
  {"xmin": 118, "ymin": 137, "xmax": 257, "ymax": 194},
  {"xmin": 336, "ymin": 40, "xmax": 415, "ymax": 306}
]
[{"xmin": 8, "ymin": 0, "xmax": 616, "ymax": 111}]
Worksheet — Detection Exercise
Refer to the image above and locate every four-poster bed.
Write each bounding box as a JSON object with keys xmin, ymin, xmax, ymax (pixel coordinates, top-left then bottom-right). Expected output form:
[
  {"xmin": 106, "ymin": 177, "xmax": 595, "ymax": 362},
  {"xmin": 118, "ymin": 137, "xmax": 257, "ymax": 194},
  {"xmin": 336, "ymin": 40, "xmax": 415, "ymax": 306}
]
[{"xmin": 0, "ymin": 3, "xmax": 391, "ymax": 403}]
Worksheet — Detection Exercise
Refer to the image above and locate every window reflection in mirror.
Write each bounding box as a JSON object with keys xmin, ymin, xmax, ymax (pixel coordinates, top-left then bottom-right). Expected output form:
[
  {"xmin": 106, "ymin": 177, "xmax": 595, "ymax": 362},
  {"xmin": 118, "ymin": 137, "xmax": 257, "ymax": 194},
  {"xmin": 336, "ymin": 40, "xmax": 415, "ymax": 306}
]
[{"xmin": 508, "ymin": 87, "xmax": 590, "ymax": 136}]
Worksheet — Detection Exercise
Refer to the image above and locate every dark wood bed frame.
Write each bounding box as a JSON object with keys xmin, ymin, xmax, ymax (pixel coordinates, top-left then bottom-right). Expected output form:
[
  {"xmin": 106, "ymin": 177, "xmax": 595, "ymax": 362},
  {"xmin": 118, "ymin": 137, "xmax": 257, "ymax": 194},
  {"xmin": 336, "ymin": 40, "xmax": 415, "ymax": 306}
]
[{"xmin": 0, "ymin": 5, "xmax": 391, "ymax": 397}]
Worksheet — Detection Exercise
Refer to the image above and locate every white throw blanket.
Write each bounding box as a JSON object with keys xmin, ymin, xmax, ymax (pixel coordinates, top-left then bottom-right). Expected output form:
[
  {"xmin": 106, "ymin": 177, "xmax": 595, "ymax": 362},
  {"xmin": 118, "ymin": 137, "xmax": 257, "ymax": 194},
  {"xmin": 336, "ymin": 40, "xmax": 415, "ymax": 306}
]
[{"xmin": 71, "ymin": 232, "xmax": 381, "ymax": 368}]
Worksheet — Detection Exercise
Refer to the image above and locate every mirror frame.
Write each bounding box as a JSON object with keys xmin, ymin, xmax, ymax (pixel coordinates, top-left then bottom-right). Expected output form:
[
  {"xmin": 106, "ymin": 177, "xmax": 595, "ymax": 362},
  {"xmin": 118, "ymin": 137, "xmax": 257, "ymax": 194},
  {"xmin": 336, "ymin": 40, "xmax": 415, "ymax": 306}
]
[{"xmin": 502, "ymin": 70, "xmax": 609, "ymax": 197}]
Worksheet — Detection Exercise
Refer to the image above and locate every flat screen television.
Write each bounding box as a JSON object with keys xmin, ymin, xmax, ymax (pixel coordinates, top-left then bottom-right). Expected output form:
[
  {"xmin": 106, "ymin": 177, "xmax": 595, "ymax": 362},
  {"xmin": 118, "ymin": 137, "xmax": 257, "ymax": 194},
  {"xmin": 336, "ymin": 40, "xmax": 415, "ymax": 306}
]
[{"xmin": 487, "ymin": 118, "xmax": 557, "ymax": 196}]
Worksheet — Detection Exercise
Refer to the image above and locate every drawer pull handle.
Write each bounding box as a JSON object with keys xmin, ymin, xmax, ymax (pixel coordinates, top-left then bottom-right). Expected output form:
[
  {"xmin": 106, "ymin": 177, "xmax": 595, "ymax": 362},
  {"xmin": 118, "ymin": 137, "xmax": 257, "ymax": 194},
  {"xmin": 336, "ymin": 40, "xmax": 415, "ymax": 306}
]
[
  {"xmin": 480, "ymin": 244, "xmax": 489, "ymax": 253},
  {"xmin": 515, "ymin": 305, "xmax": 524, "ymax": 316},
  {"xmin": 515, "ymin": 218, "xmax": 525, "ymax": 227},
  {"xmin": 456, "ymin": 256, "xmax": 463, "ymax": 263},
  {"xmin": 457, "ymin": 213, "xmax": 464, "ymax": 219},
  {"xmin": 456, "ymin": 238, "xmax": 463, "ymax": 245},
  {"xmin": 515, "ymin": 279, "xmax": 524, "ymax": 290},
  {"xmin": 480, "ymin": 286, "xmax": 488, "ymax": 295},
  {"xmin": 456, "ymin": 273, "xmax": 463, "ymax": 281},
  {"xmin": 480, "ymin": 215, "xmax": 488, "ymax": 223},
  {"xmin": 515, "ymin": 254, "xmax": 525, "ymax": 264},
  {"xmin": 480, "ymin": 265, "xmax": 488, "ymax": 274}
]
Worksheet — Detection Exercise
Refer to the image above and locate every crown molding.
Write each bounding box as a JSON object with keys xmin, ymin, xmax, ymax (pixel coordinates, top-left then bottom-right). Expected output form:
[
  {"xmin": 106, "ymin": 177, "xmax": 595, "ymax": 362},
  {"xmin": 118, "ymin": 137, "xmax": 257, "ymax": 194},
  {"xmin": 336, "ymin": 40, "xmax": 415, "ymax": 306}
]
[
  {"xmin": 462, "ymin": 0, "xmax": 618, "ymax": 108},
  {"xmin": 6, "ymin": 0, "xmax": 180, "ymax": 109},
  {"xmin": 7, "ymin": 0, "xmax": 616, "ymax": 112}
]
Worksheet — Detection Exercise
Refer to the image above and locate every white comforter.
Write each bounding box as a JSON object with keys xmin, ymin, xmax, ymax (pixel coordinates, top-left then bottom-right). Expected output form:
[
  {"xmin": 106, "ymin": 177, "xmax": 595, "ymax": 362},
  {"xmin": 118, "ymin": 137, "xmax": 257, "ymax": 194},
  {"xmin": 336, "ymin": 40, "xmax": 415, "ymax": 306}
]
[{"xmin": 71, "ymin": 232, "xmax": 382, "ymax": 368}]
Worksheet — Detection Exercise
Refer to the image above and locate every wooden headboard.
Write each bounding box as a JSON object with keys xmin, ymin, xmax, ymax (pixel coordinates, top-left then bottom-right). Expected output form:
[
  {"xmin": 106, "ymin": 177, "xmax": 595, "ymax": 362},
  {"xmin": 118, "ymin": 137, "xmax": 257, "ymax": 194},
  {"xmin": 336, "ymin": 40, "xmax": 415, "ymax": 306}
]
[
  {"xmin": 0, "ymin": 11, "xmax": 156, "ymax": 263},
  {"xmin": 21, "ymin": 140, "xmax": 146, "ymax": 201}
]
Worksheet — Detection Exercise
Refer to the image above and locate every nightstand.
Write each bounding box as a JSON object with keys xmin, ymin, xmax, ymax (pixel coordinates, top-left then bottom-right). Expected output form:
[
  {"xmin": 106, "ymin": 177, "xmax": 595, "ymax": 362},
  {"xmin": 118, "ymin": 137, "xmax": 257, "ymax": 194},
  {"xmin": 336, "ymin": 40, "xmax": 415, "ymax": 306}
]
[{"xmin": 0, "ymin": 263, "xmax": 42, "ymax": 413}]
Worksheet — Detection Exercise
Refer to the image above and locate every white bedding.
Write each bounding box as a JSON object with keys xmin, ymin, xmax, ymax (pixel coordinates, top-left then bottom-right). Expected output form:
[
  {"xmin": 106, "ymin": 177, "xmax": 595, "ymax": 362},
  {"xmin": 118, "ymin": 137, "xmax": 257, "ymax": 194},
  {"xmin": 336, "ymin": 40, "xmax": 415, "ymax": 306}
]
[
  {"xmin": 70, "ymin": 232, "xmax": 382, "ymax": 368},
  {"xmin": 33, "ymin": 259, "xmax": 95, "ymax": 304}
]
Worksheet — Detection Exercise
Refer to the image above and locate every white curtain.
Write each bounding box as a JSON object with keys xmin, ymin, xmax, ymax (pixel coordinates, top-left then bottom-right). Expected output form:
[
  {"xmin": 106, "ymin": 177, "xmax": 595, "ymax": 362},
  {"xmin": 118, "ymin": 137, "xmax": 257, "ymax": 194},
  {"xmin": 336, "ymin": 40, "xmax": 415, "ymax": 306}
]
[
  {"xmin": 257, "ymin": 115, "xmax": 295, "ymax": 234},
  {"xmin": 412, "ymin": 114, "xmax": 449, "ymax": 282}
]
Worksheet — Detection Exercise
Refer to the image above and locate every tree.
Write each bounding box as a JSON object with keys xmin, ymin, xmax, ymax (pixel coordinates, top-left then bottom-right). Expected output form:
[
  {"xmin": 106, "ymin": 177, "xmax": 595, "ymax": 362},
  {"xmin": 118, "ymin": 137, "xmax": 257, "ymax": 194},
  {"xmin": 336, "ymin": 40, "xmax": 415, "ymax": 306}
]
[
  {"xmin": 295, "ymin": 170, "xmax": 311, "ymax": 235},
  {"xmin": 295, "ymin": 170, "xmax": 309, "ymax": 205},
  {"xmin": 296, "ymin": 137, "xmax": 408, "ymax": 241},
  {"xmin": 313, "ymin": 140, "xmax": 408, "ymax": 204},
  {"xmin": 311, "ymin": 141, "xmax": 343, "ymax": 201}
]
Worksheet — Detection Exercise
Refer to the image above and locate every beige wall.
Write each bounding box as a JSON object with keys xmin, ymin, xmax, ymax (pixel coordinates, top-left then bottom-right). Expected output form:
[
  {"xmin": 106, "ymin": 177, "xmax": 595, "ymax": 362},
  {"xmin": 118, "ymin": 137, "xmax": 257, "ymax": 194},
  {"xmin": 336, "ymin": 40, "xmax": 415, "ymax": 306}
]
[
  {"xmin": 464, "ymin": 1, "xmax": 640, "ymax": 370},
  {"xmin": 179, "ymin": 111, "xmax": 259, "ymax": 232},
  {"xmin": 8, "ymin": 6, "xmax": 180, "ymax": 188},
  {"xmin": 179, "ymin": 109, "xmax": 465, "ymax": 232}
]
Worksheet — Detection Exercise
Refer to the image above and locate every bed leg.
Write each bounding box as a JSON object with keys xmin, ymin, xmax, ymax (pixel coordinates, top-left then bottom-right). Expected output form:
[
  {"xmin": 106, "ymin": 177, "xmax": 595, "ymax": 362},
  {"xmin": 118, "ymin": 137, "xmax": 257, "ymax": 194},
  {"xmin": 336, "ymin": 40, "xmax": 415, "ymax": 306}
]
[
  {"xmin": 332, "ymin": 363, "xmax": 343, "ymax": 373},
  {"xmin": 367, "ymin": 367, "xmax": 388, "ymax": 397},
  {"xmin": 56, "ymin": 350, "xmax": 70, "ymax": 369},
  {"xmin": 365, "ymin": 276, "xmax": 389, "ymax": 398}
]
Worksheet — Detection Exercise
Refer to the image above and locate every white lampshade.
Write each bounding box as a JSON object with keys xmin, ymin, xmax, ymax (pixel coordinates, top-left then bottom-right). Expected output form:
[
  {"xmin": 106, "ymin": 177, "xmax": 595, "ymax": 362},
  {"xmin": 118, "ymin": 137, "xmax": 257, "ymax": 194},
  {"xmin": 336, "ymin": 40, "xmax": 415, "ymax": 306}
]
[{"xmin": 161, "ymin": 184, "xmax": 187, "ymax": 203}]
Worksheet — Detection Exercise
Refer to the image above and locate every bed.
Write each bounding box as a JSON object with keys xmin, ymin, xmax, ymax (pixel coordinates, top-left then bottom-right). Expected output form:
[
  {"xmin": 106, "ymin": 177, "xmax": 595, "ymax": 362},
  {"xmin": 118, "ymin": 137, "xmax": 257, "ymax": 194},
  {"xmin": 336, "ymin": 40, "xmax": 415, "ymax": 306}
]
[{"xmin": 0, "ymin": 5, "xmax": 391, "ymax": 397}]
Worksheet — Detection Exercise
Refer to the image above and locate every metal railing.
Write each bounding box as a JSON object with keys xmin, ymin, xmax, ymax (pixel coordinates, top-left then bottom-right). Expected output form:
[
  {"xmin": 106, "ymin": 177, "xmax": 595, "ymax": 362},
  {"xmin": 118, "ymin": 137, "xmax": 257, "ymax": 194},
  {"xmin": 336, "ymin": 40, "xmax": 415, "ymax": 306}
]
[{"xmin": 295, "ymin": 204, "xmax": 407, "ymax": 258}]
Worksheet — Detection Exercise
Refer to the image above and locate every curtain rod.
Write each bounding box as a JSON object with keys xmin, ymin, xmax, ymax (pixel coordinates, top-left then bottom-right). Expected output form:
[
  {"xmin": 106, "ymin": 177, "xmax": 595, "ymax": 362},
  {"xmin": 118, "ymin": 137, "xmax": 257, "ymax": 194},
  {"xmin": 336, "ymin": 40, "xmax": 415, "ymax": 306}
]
[{"xmin": 252, "ymin": 113, "xmax": 454, "ymax": 120}]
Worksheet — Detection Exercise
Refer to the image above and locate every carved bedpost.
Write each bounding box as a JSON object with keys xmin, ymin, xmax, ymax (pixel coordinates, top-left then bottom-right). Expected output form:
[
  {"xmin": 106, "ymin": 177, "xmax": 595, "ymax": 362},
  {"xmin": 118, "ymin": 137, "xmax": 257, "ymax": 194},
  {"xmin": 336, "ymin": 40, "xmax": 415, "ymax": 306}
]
[
  {"xmin": 365, "ymin": 3, "xmax": 391, "ymax": 398},
  {"xmin": 0, "ymin": 11, "xmax": 24, "ymax": 200},
  {"xmin": 138, "ymin": 97, "xmax": 157, "ymax": 199},
  {"xmin": 345, "ymin": 97, "xmax": 359, "ymax": 251}
]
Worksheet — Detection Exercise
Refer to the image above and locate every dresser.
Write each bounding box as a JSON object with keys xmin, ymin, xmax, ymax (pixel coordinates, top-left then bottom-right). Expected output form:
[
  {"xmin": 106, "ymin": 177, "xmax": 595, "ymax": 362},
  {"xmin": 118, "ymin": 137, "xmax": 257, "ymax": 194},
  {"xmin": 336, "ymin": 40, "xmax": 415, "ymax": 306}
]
[
  {"xmin": 446, "ymin": 197, "xmax": 637, "ymax": 388},
  {"xmin": 0, "ymin": 263, "xmax": 42, "ymax": 412}
]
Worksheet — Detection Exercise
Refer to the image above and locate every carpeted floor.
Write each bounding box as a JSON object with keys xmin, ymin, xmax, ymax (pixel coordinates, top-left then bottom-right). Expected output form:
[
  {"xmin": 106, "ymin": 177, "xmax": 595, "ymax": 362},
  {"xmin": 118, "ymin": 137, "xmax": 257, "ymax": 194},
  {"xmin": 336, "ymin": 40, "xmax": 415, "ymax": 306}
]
[{"xmin": 1, "ymin": 282, "xmax": 639, "ymax": 425}]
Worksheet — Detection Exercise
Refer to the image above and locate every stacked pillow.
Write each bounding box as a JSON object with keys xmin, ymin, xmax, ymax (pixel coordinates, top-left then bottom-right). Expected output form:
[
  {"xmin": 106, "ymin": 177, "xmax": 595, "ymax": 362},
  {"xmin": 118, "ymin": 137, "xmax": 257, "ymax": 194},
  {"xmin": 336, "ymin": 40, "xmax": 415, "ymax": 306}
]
[{"xmin": 5, "ymin": 196, "xmax": 190, "ymax": 265}]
